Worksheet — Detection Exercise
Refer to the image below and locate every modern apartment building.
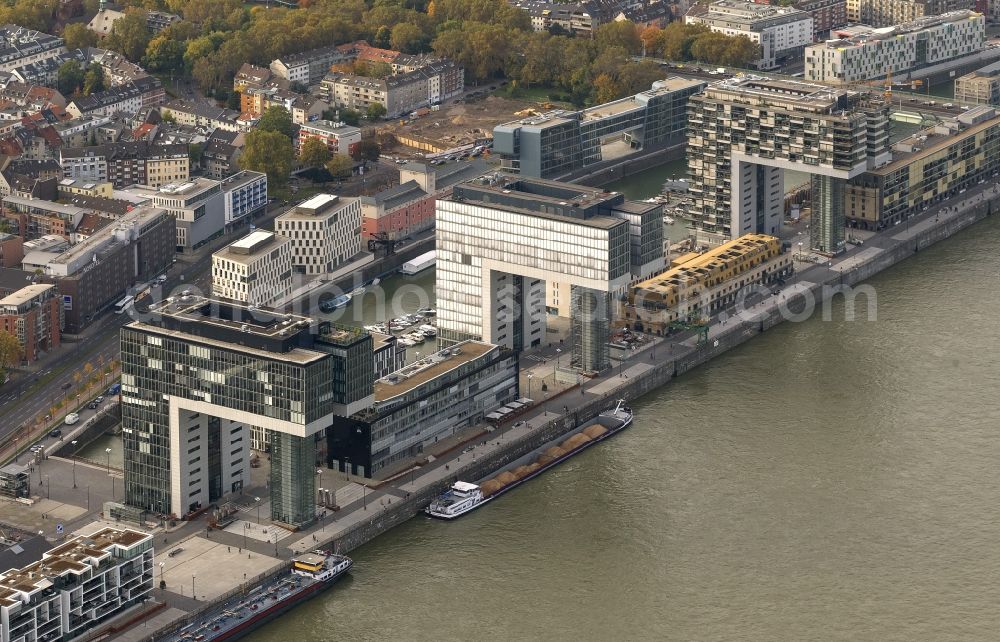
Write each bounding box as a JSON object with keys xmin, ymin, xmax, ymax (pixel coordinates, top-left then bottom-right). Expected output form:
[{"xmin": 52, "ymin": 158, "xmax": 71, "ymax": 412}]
[
  {"xmin": 124, "ymin": 179, "xmax": 226, "ymax": 252},
  {"xmin": 0, "ymin": 283, "xmax": 62, "ymax": 362},
  {"xmin": 858, "ymin": 0, "xmax": 975, "ymax": 28},
  {"xmin": 954, "ymin": 60, "xmax": 1000, "ymax": 105},
  {"xmin": 846, "ymin": 106, "xmax": 1000, "ymax": 230},
  {"xmin": 436, "ymin": 176, "xmax": 663, "ymax": 372},
  {"xmin": 275, "ymin": 194, "xmax": 362, "ymax": 276},
  {"xmin": 0, "ymin": 528, "xmax": 153, "ymax": 642},
  {"xmin": 35, "ymin": 207, "xmax": 174, "ymax": 333},
  {"xmin": 371, "ymin": 331, "xmax": 405, "ymax": 379},
  {"xmin": 685, "ymin": 76, "xmax": 891, "ymax": 253},
  {"xmin": 212, "ymin": 230, "xmax": 293, "ymax": 306},
  {"xmin": 804, "ymin": 11, "xmax": 985, "ymax": 84},
  {"xmin": 685, "ymin": 1, "xmax": 813, "ymax": 69},
  {"xmin": 794, "ymin": 0, "xmax": 847, "ymax": 39},
  {"xmin": 220, "ymin": 170, "xmax": 268, "ymax": 230},
  {"xmin": 623, "ymin": 234, "xmax": 793, "ymax": 332},
  {"xmin": 121, "ymin": 298, "xmax": 373, "ymax": 525},
  {"xmin": 330, "ymin": 340, "xmax": 518, "ymax": 478},
  {"xmin": 296, "ymin": 120, "xmax": 361, "ymax": 156},
  {"xmin": 494, "ymin": 77, "xmax": 706, "ymax": 179},
  {"xmin": 60, "ymin": 142, "xmax": 189, "ymax": 189}
]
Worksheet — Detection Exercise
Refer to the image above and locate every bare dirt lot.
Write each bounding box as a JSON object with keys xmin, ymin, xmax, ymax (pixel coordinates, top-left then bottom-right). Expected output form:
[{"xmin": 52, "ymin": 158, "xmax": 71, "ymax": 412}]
[{"xmin": 381, "ymin": 95, "xmax": 541, "ymax": 156}]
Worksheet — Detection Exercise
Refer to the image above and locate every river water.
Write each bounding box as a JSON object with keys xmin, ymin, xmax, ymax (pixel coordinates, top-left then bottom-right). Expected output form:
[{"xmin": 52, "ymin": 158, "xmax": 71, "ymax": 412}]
[{"xmin": 246, "ymin": 191, "xmax": 1000, "ymax": 639}]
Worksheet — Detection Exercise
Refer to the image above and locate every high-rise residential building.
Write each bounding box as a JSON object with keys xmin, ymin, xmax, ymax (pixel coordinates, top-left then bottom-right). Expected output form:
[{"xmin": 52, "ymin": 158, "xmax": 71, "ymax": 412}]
[
  {"xmin": 212, "ymin": 231, "xmax": 293, "ymax": 306},
  {"xmin": 295, "ymin": 120, "xmax": 361, "ymax": 156},
  {"xmin": 220, "ymin": 170, "xmax": 268, "ymax": 231},
  {"xmin": 685, "ymin": 76, "xmax": 890, "ymax": 254},
  {"xmin": 804, "ymin": 11, "xmax": 985, "ymax": 84},
  {"xmin": 684, "ymin": 1, "xmax": 813, "ymax": 70},
  {"xmin": 858, "ymin": 0, "xmax": 975, "ymax": 28},
  {"xmin": 0, "ymin": 283, "xmax": 62, "ymax": 362},
  {"xmin": 847, "ymin": 106, "xmax": 1000, "ymax": 230},
  {"xmin": 436, "ymin": 176, "xmax": 663, "ymax": 372},
  {"xmin": 275, "ymin": 194, "xmax": 362, "ymax": 276},
  {"xmin": 0, "ymin": 527, "xmax": 153, "ymax": 642},
  {"xmin": 494, "ymin": 77, "xmax": 706, "ymax": 179},
  {"xmin": 954, "ymin": 60, "xmax": 1000, "ymax": 106},
  {"xmin": 330, "ymin": 340, "xmax": 518, "ymax": 478},
  {"xmin": 121, "ymin": 297, "xmax": 373, "ymax": 526}
]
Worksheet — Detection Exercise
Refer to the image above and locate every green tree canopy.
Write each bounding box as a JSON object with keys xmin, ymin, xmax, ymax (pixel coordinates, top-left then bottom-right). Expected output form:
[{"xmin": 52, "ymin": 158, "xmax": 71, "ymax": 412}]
[
  {"xmin": 366, "ymin": 102, "xmax": 387, "ymax": 120},
  {"xmin": 240, "ymin": 130, "xmax": 294, "ymax": 189},
  {"xmin": 82, "ymin": 62, "xmax": 107, "ymax": 96},
  {"xmin": 299, "ymin": 137, "xmax": 331, "ymax": 170},
  {"xmin": 63, "ymin": 23, "xmax": 98, "ymax": 50},
  {"xmin": 103, "ymin": 9, "xmax": 151, "ymax": 62},
  {"xmin": 143, "ymin": 35, "xmax": 186, "ymax": 72},
  {"xmin": 351, "ymin": 139, "xmax": 381, "ymax": 163},
  {"xmin": 57, "ymin": 60, "xmax": 84, "ymax": 96},
  {"xmin": 258, "ymin": 106, "xmax": 296, "ymax": 139},
  {"xmin": 325, "ymin": 154, "xmax": 353, "ymax": 179}
]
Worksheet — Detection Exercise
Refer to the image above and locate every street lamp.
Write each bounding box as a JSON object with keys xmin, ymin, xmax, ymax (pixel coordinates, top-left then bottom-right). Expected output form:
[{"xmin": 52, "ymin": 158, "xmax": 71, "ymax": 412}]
[
  {"xmin": 158, "ymin": 562, "xmax": 165, "ymax": 587},
  {"xmin": 362, "ymin": 483, "xmax": 367, "ymax": 511},
  {"xmin": 71, "ymin": 440, "xmax": 77, "ymax": 488},
  {"xmin": 243, "ymin": 522, "xmax": 248, "ymax": 550},
  {"xmin": 106, "ymin": 447, "xmax": 114, "ymax": 500},
  {"xmin": 316, "ymin": 468, "xmax": 323, "ymax": 502},
  {"xmin": 105, "ymin": 448, "xmax": 112, "ymax": 474},
  {"xmin": 527, "ymin": 372, "xmax": 533, "ymax": 400},
  {"xmin": 192, "ymin": 575, "xmax": 196, "ymax": 601},
  {"xmin": 45, "ymin": 476, "xmax": 49, "ymax": 499},
  {"xmin": 255, "ymin": 497, "xmax": 262, "ymax": 524}
]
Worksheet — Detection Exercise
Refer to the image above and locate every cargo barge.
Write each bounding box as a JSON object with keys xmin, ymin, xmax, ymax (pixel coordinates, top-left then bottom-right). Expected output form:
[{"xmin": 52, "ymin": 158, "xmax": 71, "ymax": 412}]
[
  {"xmin": 166, "ymin": 551, "xmax": 352, "ymax": 642},
  {"xmin": 425, "ymin": 400, "xmax": 633, "ymax": 519}
]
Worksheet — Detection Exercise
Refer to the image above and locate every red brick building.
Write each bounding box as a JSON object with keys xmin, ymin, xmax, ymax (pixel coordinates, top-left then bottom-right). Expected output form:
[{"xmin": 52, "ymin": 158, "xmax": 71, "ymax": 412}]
[{"xmin": 0, "ymin": 283, "xmax": 62, "ymax": 363}]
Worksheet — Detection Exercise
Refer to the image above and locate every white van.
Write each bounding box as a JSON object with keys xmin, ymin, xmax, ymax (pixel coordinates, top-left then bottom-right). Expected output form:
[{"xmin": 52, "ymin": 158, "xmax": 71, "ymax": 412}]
[{"xmin": 64, "ymin": 413, "xmax": 80, "ymax": 425}]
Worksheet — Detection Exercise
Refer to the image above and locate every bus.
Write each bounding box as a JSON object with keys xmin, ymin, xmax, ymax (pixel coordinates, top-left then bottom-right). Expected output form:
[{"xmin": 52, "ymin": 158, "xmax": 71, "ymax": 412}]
[{"xmin": 113, "ymin": 295, "xmax": 134, "ymax": 314}]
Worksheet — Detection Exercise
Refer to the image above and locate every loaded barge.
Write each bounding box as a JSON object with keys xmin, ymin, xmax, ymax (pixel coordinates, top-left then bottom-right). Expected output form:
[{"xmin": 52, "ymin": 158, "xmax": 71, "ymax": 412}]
[
  {"xmin": 426, "ymin": 400, "xmax": 633, "ymax": 519},
  {"xmin": 166, "ymin": 551, "xmax": 352, "ymax": 642}
]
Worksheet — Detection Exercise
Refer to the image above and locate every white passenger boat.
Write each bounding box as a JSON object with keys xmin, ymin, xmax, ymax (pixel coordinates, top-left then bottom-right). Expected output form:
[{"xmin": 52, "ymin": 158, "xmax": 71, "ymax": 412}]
[{"xmin": 425, "ymin": 481, "xmax": 488, "ymax": 519}]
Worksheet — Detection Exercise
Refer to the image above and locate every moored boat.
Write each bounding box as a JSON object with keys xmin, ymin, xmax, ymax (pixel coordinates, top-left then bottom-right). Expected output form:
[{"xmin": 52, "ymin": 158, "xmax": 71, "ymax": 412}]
[
  {"xmin": 166, "ymin": 551, "xmax": 352, "ymax": 642},
  {"xmin": 425, "ymin": 401, "xmax": 633, "ymax": 520}
]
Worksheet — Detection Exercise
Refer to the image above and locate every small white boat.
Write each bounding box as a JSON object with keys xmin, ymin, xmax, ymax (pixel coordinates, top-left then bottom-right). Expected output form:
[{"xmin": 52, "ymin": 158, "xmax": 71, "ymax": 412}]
[
  {"xmin": 425, "ymin": 482, "xmax": 487, "ymax": 519},
  {"xmin": 418, "ymin": 324, "xmax": 437, "ymax": 335},
  {"xmin": 664, "ymin": 216, "xmax": 675, "ymax": 225},
  {"xmin": 406, "ymin": 332, "xmax": 426, "ymax": 343},
  {"xmin": 417, "ymin": 307, "xmax": 436, "ymax": 316},
  {"xmin": 398, "ymin": 337, "xmax": 417, "ymax": 347},
  {"xmin": 351, "ymin": 287, "xmax": 365, "ymax": 297}
]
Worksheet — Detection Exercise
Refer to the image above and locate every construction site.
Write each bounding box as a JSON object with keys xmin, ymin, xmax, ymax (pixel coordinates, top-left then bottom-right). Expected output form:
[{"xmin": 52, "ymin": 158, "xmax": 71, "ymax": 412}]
[{"xmin": 378, "ymin": 94, "xmax": 543, "ymax": 156}]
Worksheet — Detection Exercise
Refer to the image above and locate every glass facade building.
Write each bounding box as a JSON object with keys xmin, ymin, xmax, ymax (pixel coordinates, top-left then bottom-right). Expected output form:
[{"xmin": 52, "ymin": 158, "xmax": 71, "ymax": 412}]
[
  {"xmin": 494, "ymin": 77, "xmax": 706, "ymax": 179},
  {"xmin": 436, "ymin": 176, "xmax": 662, "ymax": 372},
  {"xmin": 329, "ymin": 341, "xmax": 519, "ymax": 478},
  {"xmin": 121, "ymin": 296, "xmax": 372, "ymax": 526},
  {"xmin": 685, "ymin": 76, "xmax": 890, "ymax": 252}
]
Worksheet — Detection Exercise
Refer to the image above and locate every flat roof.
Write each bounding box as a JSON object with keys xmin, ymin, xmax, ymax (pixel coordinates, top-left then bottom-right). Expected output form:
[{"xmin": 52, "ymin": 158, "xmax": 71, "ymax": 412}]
[
  {"xmin": 872, "ymin": 114, "xmax": 1000, "ymax": 175},
  {"xmin": 374, "ymin": 341, "xmax": 495, "ymax": 400},
  {"xmin": 300, "ymin": 193, "xmax": 338, "ymax": 210},
  {"xmin": 215, "ymin": 232, "xmax": 291, "ymax": 264},
  {"xmin": 0, "ymin": 283, "xmax": 54, "ymax": 307}
]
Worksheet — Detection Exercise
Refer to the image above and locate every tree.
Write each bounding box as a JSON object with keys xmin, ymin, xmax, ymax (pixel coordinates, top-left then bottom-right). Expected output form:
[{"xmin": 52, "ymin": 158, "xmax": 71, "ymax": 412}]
[
  {"xmin": 0, "ymin": 330, "xmax": 22, "ymax": 376},
  {"xmin": 257, "ymin": 106, "xmax": 296, "ymax": 139},
  {"xmin": 143, "ymin": 35, "xmax": 185, "ymax": 72},
  {"xmin": 239, "ymin": 130, "xmax": 294, "ymax": 189},
  {"xmin": 594, "ymin": 21, "xmax": 641, "ymax": 56},
  {"xmin": 82, "ymin": 63, "xmax": 106, "ymax": 96},
  {"xmin": 299, "ymin": 138, "xmax": 331, "ymax": 170},
  {"xmin": 351, "ymin": 139, "xmax": 381, "ymax": 163},
  {"xmin": 189, "ymin": 142, "xmax": 203, "ymax": 166},
  {"xmin": 366, "ymin": 102, "xmax": 387, "ymax": 121},
  {"xmin": 63, "ymin": 23, "xmax": 98, "ymax": 50},
  {"xmin": 325, "ymin": 154, "xmax": 353, "ymax": 179},
  {"xmin": 391, "ymin": 22, "xmax": 426, "ymax": 53},
  {"xmin": 103, "ymin": 10, "xmax": 151, "ymax": 62},
  {"xmin": 57, "ymin": 60, "xmax": 85, "ymax": 96},
  {"xmin": 373, "ymin": 25, "xmax": 392, "ymax": 49}
]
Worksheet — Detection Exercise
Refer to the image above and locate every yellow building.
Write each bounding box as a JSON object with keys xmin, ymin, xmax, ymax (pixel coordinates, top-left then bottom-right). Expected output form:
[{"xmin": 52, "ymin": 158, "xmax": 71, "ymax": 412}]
[
  {"xmin": 56, "ymin": 178, "xmax": 114, "ymax": 199},
  {"xmin": 145, "ymin": 155, "xmax": 190, "ymax": 189},
  {"xmin": 623, "ymin": 234, "xmax": 792, "ymax": 333}
]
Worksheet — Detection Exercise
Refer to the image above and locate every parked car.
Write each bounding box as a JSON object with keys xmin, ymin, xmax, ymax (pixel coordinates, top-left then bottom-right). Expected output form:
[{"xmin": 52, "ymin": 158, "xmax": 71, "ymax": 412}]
[
  {"xmin": 64, "ymin": 413, "xmax": 80, "ymax": 425},
  {"xmin": 87, "ymin": 402, "xmax": 98, "ymax": 410},
  {"xmin": 95, "ymin": 395, "xmax": 104, "ymax": 403},
  {"xmin": 48, "ymin": 429, "xmax": 62, "ymax": 438},
  {"xmin": 61, "ymin": 382, "xmax": 72, "ymax": 390}
]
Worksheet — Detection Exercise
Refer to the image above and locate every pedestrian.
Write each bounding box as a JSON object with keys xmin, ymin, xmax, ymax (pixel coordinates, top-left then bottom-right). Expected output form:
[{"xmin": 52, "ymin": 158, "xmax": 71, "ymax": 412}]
[{"xmin": 227, "ymin": 546, "xmax": 231, "ymax": 553}]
